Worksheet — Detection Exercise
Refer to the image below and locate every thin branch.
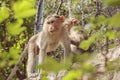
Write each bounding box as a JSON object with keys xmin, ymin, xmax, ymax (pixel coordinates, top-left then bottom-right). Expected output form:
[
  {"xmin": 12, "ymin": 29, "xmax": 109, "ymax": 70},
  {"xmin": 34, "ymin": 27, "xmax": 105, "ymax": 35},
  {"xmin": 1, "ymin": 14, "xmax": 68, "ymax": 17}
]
[
  {"xmin": 104, "ymin": 36, "xmax": 109, "ymax": 66},
  {"xmin": 7, "ymin": 46, "xmax": 28, "ymax": 80},
  {"xmin": 81, "ymin": 0, "xmax": 85, "ymax": 27},
  {"xmin": 95, "ymin": 0, "xmax": 102, "ymax": 17},
  {"xmin": 67, "ymin": 0, "xmax": 74, "ymax": 18},
  {"xmin": 56, "ymin": 0, "xmax": 63, "ymax": 14}
]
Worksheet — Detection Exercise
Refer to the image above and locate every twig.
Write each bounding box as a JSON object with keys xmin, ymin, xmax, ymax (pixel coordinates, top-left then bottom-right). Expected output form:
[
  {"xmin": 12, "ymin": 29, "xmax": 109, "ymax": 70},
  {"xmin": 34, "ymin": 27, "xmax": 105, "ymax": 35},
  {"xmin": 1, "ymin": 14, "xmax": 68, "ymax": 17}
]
[
  {"xmin": 95, "ymin": 0, "xmax": 102, "ymax": 17},
  {"xmin": 104, "ymin": 36, "xmax": 109, "ymax": 66},
  {"xmin": 56, "ymin": 0, "xmax": 63, "ymax": 14},
  {"xmin": 7, "ymin": 46, "xmax": 28, "ymax": 80},
  {"xmin": 68, "ymin": 0, "xmax": 74, "ymax": 18},
  {"xmin": 81, "ymin": 0, "xmax": 85, "ymax": 27}
]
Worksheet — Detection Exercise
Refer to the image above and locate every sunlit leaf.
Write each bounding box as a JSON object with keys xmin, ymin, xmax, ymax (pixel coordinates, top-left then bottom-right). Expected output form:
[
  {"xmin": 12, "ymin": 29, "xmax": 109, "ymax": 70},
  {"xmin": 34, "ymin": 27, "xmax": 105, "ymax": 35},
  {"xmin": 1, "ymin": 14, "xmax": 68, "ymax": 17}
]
[
  {"xmin": 9, "ymin": 47, "xmax": 20, "ymax": 59},
  {"xmin": 79, "ymin": 36, "xmax": 95, "ymax": 51},
  {"xmin": 96, "ymin": 15, "xmax": 107, "ymax": 25},
  {"xmin": 38, "ymin": 57, "xmax": 71, "ymax": 72},
  {"xmin": 62, "ymin": 70, "xmax": 82, "ymax": 80},
  {"xmin": 82, "ymin": 63, "xmax": 95, "ymax": 73},
  {"xmin": 0, "ymin": 6, "xmax": 10, "ymax": 23},
  {"xmin": 7, "ymin": 19, "xmax": 26, "ymax": 36},
  {"xmin": 108, "ymin": 12, "xmax": 120, "ymax": 28},
  {"xmin": 79, "ymin": 40, "xmax": 91, "ymax": 51},
  {"xmin": 14, "ymin": 9, "xmax": 36, "ymax": 18},
  {"xmin": 12, "ymin": 0, "xmax": 36, "ymax": 18},
  {"xmin": 73, "ymin": 54, "xmax": 91, "ymax": 63},
  {"xmin": 102, "ymin": 0, "xmax": 120, "ymax": 7},
  {"xmin": 106, "ymin": 30, "xmax": 116, "ymax": 40}
]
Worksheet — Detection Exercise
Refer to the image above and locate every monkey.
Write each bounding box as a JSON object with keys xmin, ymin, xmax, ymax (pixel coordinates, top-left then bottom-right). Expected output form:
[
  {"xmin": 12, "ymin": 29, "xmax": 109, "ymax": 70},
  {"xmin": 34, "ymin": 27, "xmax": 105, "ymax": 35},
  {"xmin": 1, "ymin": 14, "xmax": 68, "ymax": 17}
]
[
  {"xmin": 26, "ymin": 14, "xmax": 71, "ymax": 78},
  {"xmin": 7, "ymin": 15, "xmax": 71, "ymax": 80},
  {"xmin": 63, "ymin": 18, "xmax": 85, "ymax": 53},
  {"xmin": 63, "ymin": 18, "xmax": 79, "ymax": 33},
  {"xmin": 46, "ymin": 18, "xmax": 79, "ymax": 58}
]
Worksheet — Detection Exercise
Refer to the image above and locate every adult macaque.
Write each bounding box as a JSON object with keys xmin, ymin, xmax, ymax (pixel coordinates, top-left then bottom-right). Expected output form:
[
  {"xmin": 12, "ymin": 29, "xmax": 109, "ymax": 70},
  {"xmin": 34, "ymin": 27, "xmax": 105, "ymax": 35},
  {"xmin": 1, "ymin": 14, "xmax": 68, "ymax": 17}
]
[
  {"xmin": 27, "ymin": 15, "xmax": 71, "ymax": 78},
  {"xmin": 7, "ymin": 15, "xmax": 71, "ymax": 80},
  {"xmin": 64, "ymin": 18, "xmax": 84, "ymax": 53}
]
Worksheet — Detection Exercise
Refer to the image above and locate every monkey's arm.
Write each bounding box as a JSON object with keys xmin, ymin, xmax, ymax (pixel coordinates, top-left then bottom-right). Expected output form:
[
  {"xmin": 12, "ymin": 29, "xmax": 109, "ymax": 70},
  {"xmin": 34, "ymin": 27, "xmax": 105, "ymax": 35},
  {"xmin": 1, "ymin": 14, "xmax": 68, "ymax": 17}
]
[{"xmin": 61, "ymin": 29, "xmax": 71, "ymax": 61}]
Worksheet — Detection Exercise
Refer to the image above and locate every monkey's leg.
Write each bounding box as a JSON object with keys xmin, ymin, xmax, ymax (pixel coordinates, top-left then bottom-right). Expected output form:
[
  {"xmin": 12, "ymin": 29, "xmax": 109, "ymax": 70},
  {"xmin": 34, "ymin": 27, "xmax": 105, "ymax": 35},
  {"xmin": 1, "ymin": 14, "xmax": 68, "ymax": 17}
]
[
  {"xmin": 61, "ymin": 34, "xmax": 71, "ymax": 61},
  {"xmin": 27, "ymin": 45, "xmax": 38, "ymax": 78},
  {"xmin": 37, "ymin": 48, "xmax": 46, "ymax": 79}
]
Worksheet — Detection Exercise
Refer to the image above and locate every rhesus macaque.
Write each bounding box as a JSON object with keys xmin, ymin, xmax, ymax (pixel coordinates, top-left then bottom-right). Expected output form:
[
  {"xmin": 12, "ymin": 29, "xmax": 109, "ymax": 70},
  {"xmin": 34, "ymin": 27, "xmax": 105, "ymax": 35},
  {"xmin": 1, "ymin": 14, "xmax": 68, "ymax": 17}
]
[
  {"xmin": 63, "ymin": 18, "xmax": 78, "ymax": 32},
  {"xmin": 64, "ymin": 18, "xmax": 84, "ymax": 53},
  {"xmin": 7, "ymin": 15, "xmax": 71, "ymax": 80},
  {"xmin": 27, "ymin": 15, "xmax": 71, "ymax": 78}
]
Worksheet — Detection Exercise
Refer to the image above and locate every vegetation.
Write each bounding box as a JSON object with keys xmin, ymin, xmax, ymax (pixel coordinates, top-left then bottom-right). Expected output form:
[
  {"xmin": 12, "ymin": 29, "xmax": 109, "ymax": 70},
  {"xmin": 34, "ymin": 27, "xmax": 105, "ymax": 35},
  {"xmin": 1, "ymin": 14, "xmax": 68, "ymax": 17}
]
[{"xmin": 0, "ymin": 0, "xmax": 120, "ymax": 80}]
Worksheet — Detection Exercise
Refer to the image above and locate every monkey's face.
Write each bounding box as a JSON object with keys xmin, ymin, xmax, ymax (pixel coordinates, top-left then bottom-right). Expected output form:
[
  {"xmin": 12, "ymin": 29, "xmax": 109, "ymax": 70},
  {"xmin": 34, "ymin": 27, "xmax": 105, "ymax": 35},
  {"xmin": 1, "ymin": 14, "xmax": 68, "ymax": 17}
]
[
  {"xmin": 43, "ymin": 15, "xmax": 65, "ymax": 34},
  {"xmin": 64, "ymin": 19, "xmax": 79, "ymax": 30}
]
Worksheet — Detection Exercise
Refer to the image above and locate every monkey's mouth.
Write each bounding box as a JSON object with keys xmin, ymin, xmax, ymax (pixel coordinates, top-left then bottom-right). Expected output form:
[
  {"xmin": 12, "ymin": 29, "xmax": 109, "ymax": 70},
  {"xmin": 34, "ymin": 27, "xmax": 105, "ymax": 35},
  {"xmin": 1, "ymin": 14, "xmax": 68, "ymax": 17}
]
[
  {"xmin": 49, "ymin": 28, "xmax": 57, "ymax": 33},
  {"xmin": 50, "ymin": 30, "xmax": 55, "ymax": 32},
  {"xmin": 49, "ymin": 30, "xmax": 55, "ymax": 33}
]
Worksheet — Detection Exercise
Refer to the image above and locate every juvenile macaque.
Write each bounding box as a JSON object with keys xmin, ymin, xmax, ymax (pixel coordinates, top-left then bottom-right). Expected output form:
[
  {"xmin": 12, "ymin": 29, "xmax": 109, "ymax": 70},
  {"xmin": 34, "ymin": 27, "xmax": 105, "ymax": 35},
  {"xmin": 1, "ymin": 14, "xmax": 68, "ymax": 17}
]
[
  {"xmin": 27, "ymin": 15, "xmax": 71, "ymax": 78},
  {"xmin": 64, "ymin": 18, "xmax": 84, "ymax": 53},
  {"xmin": 63, "ymin": 18, "xmax": 78, "ymax": 32}
]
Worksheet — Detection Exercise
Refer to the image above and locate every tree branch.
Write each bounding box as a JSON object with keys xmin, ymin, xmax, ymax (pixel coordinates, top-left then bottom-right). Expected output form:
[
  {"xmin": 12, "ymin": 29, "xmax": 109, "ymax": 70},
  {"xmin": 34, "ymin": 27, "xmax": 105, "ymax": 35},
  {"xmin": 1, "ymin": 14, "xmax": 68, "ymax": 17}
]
[
  {"xmin": 7, "ymin": 46, "xmax": 28, "ymax": 80},
  {"xmin": 67, "ymin": 0, "xmax": 74, "ymax": 18},
  {"xmin": 34, "ymin": 0, "xmax": 44, "ymax": 34},
  {"xmin": 56, "ymin": 0, "xmax": 63, "ymax": 14}
]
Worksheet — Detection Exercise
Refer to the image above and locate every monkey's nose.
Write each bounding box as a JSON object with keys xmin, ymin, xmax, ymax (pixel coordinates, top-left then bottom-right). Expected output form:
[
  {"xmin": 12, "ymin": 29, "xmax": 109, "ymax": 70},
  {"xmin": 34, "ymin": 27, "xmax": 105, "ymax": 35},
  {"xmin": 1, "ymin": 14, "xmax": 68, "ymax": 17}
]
[{"xmin": 50, "ymin": 27, "xmax": 56, "ymax": 32}]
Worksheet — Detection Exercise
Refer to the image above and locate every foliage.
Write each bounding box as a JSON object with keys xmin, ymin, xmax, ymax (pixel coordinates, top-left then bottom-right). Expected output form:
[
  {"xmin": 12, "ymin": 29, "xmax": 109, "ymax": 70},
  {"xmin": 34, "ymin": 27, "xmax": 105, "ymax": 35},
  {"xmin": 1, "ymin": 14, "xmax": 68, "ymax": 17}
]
[
  {"xmin": 0, "ymin": 0, "xmax": 36, "ymax": 79},
  {"xmin": 44, "ymin": 0, "xmax": 120, "ymax": 80},
  {"xmin": 62, "ymin": 70, "xmax": 82, "ymax": 80},
  {"xmin": 38, "ymin": 57, "xmax": 71, "ymax": 73},
  {"xmin": 0, "ymin": 0, "xmax": 120, "ymax": 80}
]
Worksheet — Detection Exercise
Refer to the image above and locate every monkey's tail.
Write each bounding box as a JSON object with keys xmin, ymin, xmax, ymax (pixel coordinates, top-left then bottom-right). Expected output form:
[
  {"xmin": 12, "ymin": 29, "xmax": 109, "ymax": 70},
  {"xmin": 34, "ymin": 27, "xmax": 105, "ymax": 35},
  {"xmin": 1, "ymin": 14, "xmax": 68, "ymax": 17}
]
[{"xmin": 7, "ymin": 45, "xmax": 28, "ymax": 80}]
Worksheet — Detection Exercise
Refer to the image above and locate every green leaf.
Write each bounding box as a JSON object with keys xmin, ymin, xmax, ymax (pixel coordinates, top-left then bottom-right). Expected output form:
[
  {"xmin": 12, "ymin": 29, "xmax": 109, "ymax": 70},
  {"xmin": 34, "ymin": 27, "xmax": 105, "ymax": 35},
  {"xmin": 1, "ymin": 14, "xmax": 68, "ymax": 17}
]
[
  {"xmin": 9, "ymin": 47, "xmax": 21, "ymax": 65},
  {"xmin": 0, "ymin": 6, "xmax": 10, "ymax": 23},
  {"xmin": 7, "ymin": 19, "xmax": 26, "ymax": 36},
  {"xmin": 79, "ymin": 40, "xmax": 91, "ymax": 51},
  {"xmin": 79, "ymin": 37, "xmax": 94, "ymax": 51},
  {"xmin": 62, "ymin": 70, "xmax": 82, "ymax": 80},
  {"xmin": 38, "ymin": 57, "xmax": 71, "ymax": 72},
  {"xmin": 14, "ymin": 9, "xmax": 36, "ymax": 18},
  {"xmin": 108, "ymin": 12, "xmax": 120, "ymax": 28},
  {"xmin": 73, "ymin": 54, "xmax": 91, "ymax": 63},
  {"xmin": 106, "ymin": 30, "xmax": 116, "ymax": 40},
  {"xmin": 13, "ymin": 0, "xmax": 36, "ymax": 18},
  {"xmin": 79, "ymin": 33, "xmax": 97, "ymax": 51},
  {"xmin": 102, "ymin": 0, "xmax": 120, "ymax": 7},
  {"xmin": 82, "ymin": 63, "xmax": 95, "ymax": 73},
  {"xmin": 96, "ymin": 15, "xmax": 107, "ymax": 25}
]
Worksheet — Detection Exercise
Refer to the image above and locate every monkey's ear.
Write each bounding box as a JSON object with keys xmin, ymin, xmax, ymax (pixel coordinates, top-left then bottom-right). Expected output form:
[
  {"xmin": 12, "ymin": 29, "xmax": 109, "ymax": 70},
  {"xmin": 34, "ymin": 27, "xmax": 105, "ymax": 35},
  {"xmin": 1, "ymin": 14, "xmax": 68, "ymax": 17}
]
[
  {"xmin": 60, "ymin": 15, "xmax": 65, "ymax": 22},
  {"xmin": 73, "ymin": 19, "xmax": 78, "ymax": 25}
]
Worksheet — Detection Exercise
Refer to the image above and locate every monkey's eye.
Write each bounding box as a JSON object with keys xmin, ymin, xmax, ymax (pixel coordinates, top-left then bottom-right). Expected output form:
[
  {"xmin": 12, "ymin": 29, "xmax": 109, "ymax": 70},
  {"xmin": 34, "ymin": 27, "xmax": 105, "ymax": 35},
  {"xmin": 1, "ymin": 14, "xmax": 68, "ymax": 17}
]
[
  {"xmin": 47, "ymin": 21, "xmax": 50, "ymax": 24},
  {"xmin": 51, "ymin": 21, "xmax": 54, "ymax": 23}
]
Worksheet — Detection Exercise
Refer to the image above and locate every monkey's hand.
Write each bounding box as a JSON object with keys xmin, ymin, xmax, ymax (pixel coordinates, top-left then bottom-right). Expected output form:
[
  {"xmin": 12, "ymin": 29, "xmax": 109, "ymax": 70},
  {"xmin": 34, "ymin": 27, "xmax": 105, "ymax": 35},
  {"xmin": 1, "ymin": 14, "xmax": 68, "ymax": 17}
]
[
  {"xmin": 26, "ymin": 73, "xmax": 40, "ymax": 80},
  {"xmin": 28, "ymin": 73, "xmax": 39, "ymax": 78}
]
